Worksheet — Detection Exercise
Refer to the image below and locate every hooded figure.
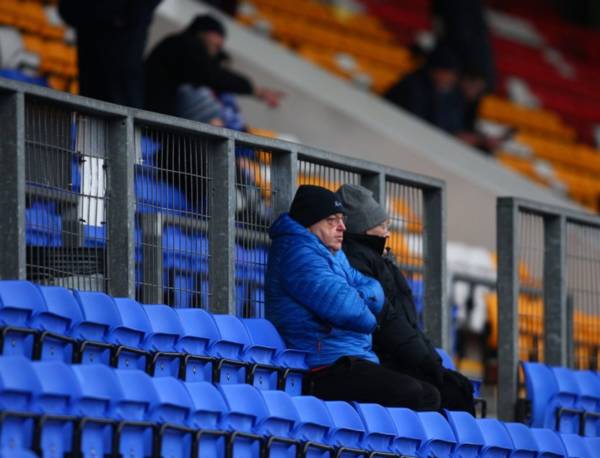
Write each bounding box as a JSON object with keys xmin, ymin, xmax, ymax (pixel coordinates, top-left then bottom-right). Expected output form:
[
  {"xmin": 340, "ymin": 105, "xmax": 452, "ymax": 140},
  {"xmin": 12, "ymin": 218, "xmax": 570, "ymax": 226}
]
[
  {"xmin": 266, "ymin": 185, "xmax": 441, "ymax": 410},
  {"xmin": 338, "ymin": 184, "xmax": 475, "ymax": 414}
]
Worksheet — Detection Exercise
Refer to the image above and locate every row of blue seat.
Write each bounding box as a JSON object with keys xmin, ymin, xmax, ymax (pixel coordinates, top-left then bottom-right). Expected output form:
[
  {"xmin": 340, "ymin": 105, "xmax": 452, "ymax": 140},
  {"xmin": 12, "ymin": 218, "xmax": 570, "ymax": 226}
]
[
  {"xmin": 0, "ymin": 280, "xmax": 307, "ymax": 393},
  {"xmin": 1, "ymin": 355, "xmax": 597, "ymax": 458},
  {"xmin": 522, "ymin": 362, "xmax": 600, "ymax": 436}
]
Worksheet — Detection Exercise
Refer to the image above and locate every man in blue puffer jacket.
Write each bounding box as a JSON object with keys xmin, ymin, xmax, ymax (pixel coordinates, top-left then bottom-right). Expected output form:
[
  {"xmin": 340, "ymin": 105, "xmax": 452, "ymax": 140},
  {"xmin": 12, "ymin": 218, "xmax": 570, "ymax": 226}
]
[{"xmin": 266, "ymin": 185, "xmax": 441, "ymax": 410}]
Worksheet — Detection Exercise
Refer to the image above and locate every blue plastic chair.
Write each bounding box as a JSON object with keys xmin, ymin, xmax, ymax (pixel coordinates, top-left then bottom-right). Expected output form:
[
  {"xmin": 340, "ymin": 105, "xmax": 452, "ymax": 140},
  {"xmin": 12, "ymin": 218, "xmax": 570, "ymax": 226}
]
[
  {"xmin": 242, "ymin": 318, "xmax": 308, "ymax": 395},
  {"xmin": 213, "ymin": 314, "xmax": 277, "ymax": 389},
  {"xmin": 0, "ymin": 357, "xmax": 40, "ymax": 455},
  {"xmin": 290, "ymin": 396, "xmax": 334, "ymax": 458},
  {"xmin": 149, "ymin": 377, "xmax": 194, "ymax": 458},
  {"xmin": 143, "ymin": 305, "xmax": 185, "ymax": 377},
  {"xmin": 476, "ymin": 418, "xmax": 514, "ymax": 457},
  {"xmin": 175, "ymin": 308, "xmax": 221, "ymax": 382},
  {"xmin": 30, "ymin": 360, "xmax": 82, "ymax": 457},
  {"xmin": 560, "ymin": 433, "xmax": 591, "ymax": 458},
  {"xmin": 502, "ymin": 422, "xmax": 539, "ymax": 458},
  {"xmin": 416, "ymin": 411, "xmax": 456, "ymax": 458},
  {"xmin": 386, "ymin": 408, "xmax": 426, "ymax": 457},
  {"xmin": 445, "ymin": 410, "xmax": 484, "ymax": 457},
  {"xmin": 184, "ymin": 382, "xmax": 229, "ymax": 458},
  {"xmin": 573, "ymin": 370, "xmax": 600, "ymax": 436},
  {"xmin": 72, "ymin": 291, "xmax": 123, "ymax": 365},
  {"xmin": 218, "ymin": 384, "xmax": 266, "ymax": 457},
  {"xmin": 258, "ymin": 390, "xmax": 301, "ymax": 457},
  {"xmin": 353, "ymin": 402, "xmax": 399, "ymax": 456},
  {"xmin": 551, "ymin": 366, "xmax": 583, "ymax": 434},
  {"xmin": 111, "ymin": 298, "xmax": 153, "ymax": 370},
  {"xmin": 324, "ymin": 401, "xmax": 367, "ymax": 457},
  {"xmin": 584, "ymin": 437, "xmax": 600, "ymax": 457},
  {"xmin": 113, "ymin": 369, "xmax": 158, "ymax": 458},
  {"xmin": 530, "ymin": 428, "xmax": 567, "ymax": 458}
]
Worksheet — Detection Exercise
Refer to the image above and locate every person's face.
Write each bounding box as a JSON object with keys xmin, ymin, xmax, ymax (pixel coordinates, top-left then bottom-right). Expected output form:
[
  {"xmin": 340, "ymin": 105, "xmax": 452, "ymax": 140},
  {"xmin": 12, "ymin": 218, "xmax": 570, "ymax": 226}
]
[
  {"xmin": 365, "ymin": 219, "xmax": 390, "ymax": 238},
  {"xmin": 431, "ymin": 68, "xmax": 458, "ymax": 93},
  {"xmin": 201, "ymin": 31, "xmax": 225, "ymax": 57},
  {"xmin": 461, "ymin": 77, "xmax": 486, "ymax": 101},
  {"xmin": 308, "ymin": 213, "xmax": 346, "ymax": 252}
]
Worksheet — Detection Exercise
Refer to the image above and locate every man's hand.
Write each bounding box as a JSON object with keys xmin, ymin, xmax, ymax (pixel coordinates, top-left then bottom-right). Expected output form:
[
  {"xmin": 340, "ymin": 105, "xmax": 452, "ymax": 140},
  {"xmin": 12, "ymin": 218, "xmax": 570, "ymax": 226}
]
[{"xmin": 255, "ymin": 87, "xmax": 285, "ymax": 108}]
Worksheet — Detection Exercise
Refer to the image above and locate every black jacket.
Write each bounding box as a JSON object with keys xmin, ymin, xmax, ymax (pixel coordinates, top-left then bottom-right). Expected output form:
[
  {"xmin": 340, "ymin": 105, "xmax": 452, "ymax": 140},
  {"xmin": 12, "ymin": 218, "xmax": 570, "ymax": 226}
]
[
  {"xmin": 144, "ymin": 28, "xmax": 254, "ymax": 116},
  {"xmin": 342, "ymin": 233, "xmax": 441, "ymax": 370}
]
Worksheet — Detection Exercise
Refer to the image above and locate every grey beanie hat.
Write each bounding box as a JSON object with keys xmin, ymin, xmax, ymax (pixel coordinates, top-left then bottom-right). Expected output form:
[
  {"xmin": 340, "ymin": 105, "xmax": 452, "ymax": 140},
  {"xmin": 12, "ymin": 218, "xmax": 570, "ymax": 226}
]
[{"xmin": 336, "ymin": 184, "xmax": 388, "ymax": 234}]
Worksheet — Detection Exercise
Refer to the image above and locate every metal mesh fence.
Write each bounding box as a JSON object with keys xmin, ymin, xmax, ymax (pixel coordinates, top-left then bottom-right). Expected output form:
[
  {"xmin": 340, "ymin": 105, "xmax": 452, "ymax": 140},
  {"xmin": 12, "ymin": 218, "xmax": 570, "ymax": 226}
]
[
  {"xmin": 385, "ymin": 180, "xmax": 425, "ymax": 323},
  {"xmin": 24, "ymin": 98, "xmax": 109, "ymax": 291},
  {"xmin": 234, "ymin": 144, "xmax": 274, "ymax": 318},
  {"xmin": 567, "ymin": 222, "xmax": 600, "ymax": 370},
  {"xmin": 297, "ymin": 159, "xmax": 361, "ymax": 191},
  {"xmin": 134, "ymin": 124, "xmax": 213, "ymax": 308},
  {"xmin": 517, "ymin": 212, "xmax": 545, "ymax": 363}
]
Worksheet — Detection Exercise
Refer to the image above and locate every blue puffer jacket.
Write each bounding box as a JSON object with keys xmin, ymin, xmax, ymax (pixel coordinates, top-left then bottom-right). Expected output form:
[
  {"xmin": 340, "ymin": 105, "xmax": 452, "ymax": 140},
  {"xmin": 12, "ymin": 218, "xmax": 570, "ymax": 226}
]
[{"xmin": 265, "ymin": 213, "xmax": 385, "ymax": 368}]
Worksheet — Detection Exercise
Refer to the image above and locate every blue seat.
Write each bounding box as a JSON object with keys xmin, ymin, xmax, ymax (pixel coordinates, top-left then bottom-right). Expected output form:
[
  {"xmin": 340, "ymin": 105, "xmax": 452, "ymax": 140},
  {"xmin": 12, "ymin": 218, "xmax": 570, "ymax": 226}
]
[
  {"xmin": 143, "ymin": 305, "xmax": 185, "ymax": 377},
  {"xmin": 150, "ymin": 377, "xmax": 194, "ymax": 458},
  {"xmin": 584, "ymin": 437, "xmax": 600, "ymax": 457},
  {"xmin": 573, "ymin": 370, "xmax": 600, "ymax": 437},
  {"xmin": 530, "ymin": 428, "xmax": 567, "ymax": 458},
  {"xmin": 0, "ymin": 280, "xmax": 48, "ymax": 358},
  {"xmin": 242, "ymin": 318, "xmax": 308, "ymax": 395},
  {"xmin": 352, "ymin": 402, "xmax": 398, "ymax": 456},
  {"xmin": 0, "ymin": 449, "xmax": 38, "ymax": 458},
  {"xmin": 324, "ymin": 401, "xmax": 367, "ymax": 457},
  {"xmin": 218, "ymin": 384, "xmax": 266, "ymax": 457},
  {"xmin": 184, "ymin": 382, "xmax": 229, "ymax": 458},
  {"xmin": 551, "ymin": 366, "xmax": 583, "ymax": 434},
  {"xmin": 476, "ymin": 418, "xmax": 514, "ymax": 457},
  {"xmin": 72, "ymin": 291, "xmax": 123, "ymax": 365},
  {"xmin": 416, "ymin": 411, "xmax": 456, "ymax": 458},
  {"xmin": 386, "ymin": 408, "xmax": 426, "ymax": 457},
  {"xmin": 0, "ymin": 357, "xmax": 40, "ymax": 455},
  {"xmin": 175, "ymin": 308, "xmax": 221, "ymax": 382},
  {"xmin": 213, "ymin": 314, "xmax": 277, "ymax": 388},
  {"xmin": 258, "ymin": 390, "xmax": 301, "ymax": 457},
  {"xmin": 111, "ymin": 298, "xmax": 153, "ymax": 370},
  {"xmin": 30, "ymin": 360, "xmax": 82, "ymax": 457},
  {"xmin": 445, "ymin": 410, "xmax": 484, "ymax": 457},
  {"xmin": 25, "ymin": 200, "xmax": 62, "ymax": 247},
  {"xmin": 290, "ymin": 396, "xmax": 334, "ymax": 458},
  {"xmin": 560, "ymin": 433, "xmax": 591, "ymax": 458},
  {"xmin": 502, "ymin": 422, "xmax": 539, "ymax": 458},
  {"xmin": 113, "ymin": 369, "xmax": 158, "ymax": 458}
]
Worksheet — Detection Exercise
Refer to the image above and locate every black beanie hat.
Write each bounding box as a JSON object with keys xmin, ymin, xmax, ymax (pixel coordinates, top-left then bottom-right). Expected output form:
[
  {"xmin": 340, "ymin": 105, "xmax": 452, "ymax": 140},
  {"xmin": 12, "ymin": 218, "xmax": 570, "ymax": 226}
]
[
  {"xmin": 289, "ymin": 185, "xmax": 346, "ymax": 228},
  {"xmin": 187, "ymin": 14, "xmax": 226, "ymax": 37}
]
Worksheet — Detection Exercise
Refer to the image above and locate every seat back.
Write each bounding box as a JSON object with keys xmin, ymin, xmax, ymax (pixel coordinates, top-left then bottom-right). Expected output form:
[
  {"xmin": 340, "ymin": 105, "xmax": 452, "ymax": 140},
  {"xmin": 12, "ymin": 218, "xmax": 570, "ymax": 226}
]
[
  {"xmin": 143, "ymin": 305, "xmax": 184, "ymax": 351},
  {"xmin": 38, "ymin": 285, "xmax": 84, "ymax": 330},
  {"xmin": 560, "ymin": 433, "xmax": 591, "ymax": 458},
  {"xmin": 70, "ymin": 364, "xmax": 122, "ymax": 419},
  {"xmin": 476, "ymin": 418, "xmax": 514, "ymax": 457},
  {"xmin": 0, "ymin": 356, "xmax": 40, "ymax": 411},
  {"xmin": 416, "ymin": 411, "xmax": 456, "ymax": 458},
  {"xmin": 530, "ymin": 428, "xmax": 567, "ymax": 458},
  {"xmin": 242, "ymin": 318, "xmax": 285, "ymax": 351},
  {"xmin": 550, "ymin": 366, "xmax": 581, "ymax": 433},
  {"xmin": 290, "ymin": 396, "xmax": 333, "ymax": 445},
  {"xmin": 218, "ymin": 384, "xmax": 267, "ymax": 432},
  {"xmin": 112, "ymin": 298, "xmax": 152, "ymax": 347},
  {"xmin": 114, "ymin": 369, "xmax": 159, "ymax": 422},
  {"xmin": 522, "ymin": 362, "xmax": 560, "ymax": 428},
  {"xmin": 30, "ymin": 360, "xmax": 80, "ymax": 415},
  {"xmin": 445, "ymin": 410, "xmax": 484, "ymax": 457},
  {"xmin": 387, "ymin": 407, "xmax": 426, "ymax": 457},
  {"xmin": 0, "ymin": 280, "xmax": 46, "ymax": 327},
  {"xmin": 503, "ymin": 422, "xmax": 538, "ymax": 458},
  {"xmin": 324, "ymin": 401, "xmax": 365, "ymax": 450},
  {"xmin": 258, "ymin": 390, "xmax": 300, "ymax": 438},
  {"xmin": 211, "ymin": 314, "xmax": 254, "ymax": 360},
  {"xmin": 174, "ymin": 308, "xmax": 220, "ymax": 355},
  {"xmin": 436, "ymin": 348, "xmax": 456, "ymax": 370},
  {"xmin": 353, "ymin": 402, "xmax": 398, "ymax": 453},
  {"xmin": 183, "ymin": 381, "xmax": 227, "ymax": 430},
  {"xmin": 72, "ymin": 291, "xmax": 122, "ymax": 341},
  {"xmin": 149, "ymin": 377, "xmax": 192, "ymax": 425},
  {"xmin": 573, "ymin": 370, "xmax": 600, "ymax": 411}
]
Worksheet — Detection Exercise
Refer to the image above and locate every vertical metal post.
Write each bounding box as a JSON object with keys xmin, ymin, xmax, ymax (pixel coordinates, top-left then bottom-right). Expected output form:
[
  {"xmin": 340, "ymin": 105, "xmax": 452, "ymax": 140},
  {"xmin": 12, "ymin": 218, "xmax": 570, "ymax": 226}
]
[
  {"xmin": 544, "ymin": 214, "xmax": 567, "ymax": 366},
  {"xmin": 107, "ymin": 114, "xmax": 136, "ymax": 298},
  {"xmin": 209, "ymin": 137, "xmax": 236, "ymax": 314},
  {"xmin": 422, "ymin": 184, "xmax": 448, "ymax": 350},
  {"xmin": 361, "ymin": 170, "xmax": 385, "ymax": 205},
  {"xmin": 497, "ymin": 197, "xmax": 520, "ymax": 421},
  {"xmin": 271, "ymin": 148, "xmax": 297, "ymax": 218},
  {"xmin": 0, "ymin": 91, "xmax": 26, "ymax": 280}
]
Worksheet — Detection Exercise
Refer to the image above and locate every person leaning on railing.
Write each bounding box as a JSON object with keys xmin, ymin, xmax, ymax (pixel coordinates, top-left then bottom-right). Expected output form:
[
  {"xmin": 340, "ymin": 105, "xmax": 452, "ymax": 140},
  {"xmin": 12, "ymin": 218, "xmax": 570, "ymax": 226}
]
[
  {"xmin": 337, "ymin": 184, "xmax": 475, "ymax": 414},
  {"xmin": 265, "ymin": 185, "xmax": 441, "ymax": 411}
]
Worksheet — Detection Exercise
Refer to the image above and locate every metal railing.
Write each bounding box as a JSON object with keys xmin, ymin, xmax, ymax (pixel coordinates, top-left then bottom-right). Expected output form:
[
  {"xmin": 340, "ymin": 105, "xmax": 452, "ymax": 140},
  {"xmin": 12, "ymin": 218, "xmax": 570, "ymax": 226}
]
[
  {"xmin": 0, "ymin": 78, "xmax": 448, "ymax": 348},
  {"xmin": 496, "ymin": 197, "xmax": 600, "ymax": 421}
]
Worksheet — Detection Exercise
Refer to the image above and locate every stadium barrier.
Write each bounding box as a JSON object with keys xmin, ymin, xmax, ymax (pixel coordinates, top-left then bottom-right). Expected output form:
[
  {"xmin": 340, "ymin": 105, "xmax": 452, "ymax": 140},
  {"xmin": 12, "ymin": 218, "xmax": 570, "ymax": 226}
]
[
  {"xmin": 0, "ymin": 77, "xmax": 450, "ymax": 349},
  {"xmin": 496, "ymin": 197, "xmax": 600, "ymax": 421}
]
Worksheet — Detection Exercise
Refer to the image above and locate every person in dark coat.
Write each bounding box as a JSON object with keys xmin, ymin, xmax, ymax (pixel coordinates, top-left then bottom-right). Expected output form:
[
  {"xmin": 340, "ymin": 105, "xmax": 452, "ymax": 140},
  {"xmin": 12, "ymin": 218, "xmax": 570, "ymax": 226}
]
[
  {"xmin": 144, "ymin": 14, "xmax": 282, "ymax": 116},
  {"xmin": 266, "ymin": 185, "xmax": 441, "ymax": 411},
  {"xmin": 337, "ymin": 184, "xmax": 475, "ymax": 414},
  {"xmin": 59, "ymin": 0, "xmax": 161, "ymax": 108},
  {"xmin": 384, "ymin": 44, "xmax": 464, "ymax": 135}
]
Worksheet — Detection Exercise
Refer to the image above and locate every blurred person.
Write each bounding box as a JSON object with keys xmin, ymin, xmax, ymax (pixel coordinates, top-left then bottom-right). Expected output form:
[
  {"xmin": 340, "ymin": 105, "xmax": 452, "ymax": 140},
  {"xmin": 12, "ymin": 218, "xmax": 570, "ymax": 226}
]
[
  {"xmin": 337, "ymin": 184, "xmax": 475, "ymax": 414},
  {"xmin": 384, "ymin": 44, "xmax": 464, "ymax": 135},
  {"xmin": 266, "ymin": 185, "xmax": 441, "ymax": 410},
  {"xmin": 175, "ymin": 85, "xmax": 224, "ymax": 127},
  {"xmin": 59, "ymin": 0, "xmax": 161, "ymax": 108},
  {"xmin": 144, "ymin": 14, "xmax": 283, "ymax": 116}
]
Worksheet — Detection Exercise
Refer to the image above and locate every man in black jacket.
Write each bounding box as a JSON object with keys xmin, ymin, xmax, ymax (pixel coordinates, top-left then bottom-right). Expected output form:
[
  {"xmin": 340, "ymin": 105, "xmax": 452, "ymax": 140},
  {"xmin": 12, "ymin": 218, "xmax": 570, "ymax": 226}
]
[
  {"xmin": 337, "ymin": 184, "xmax": 475, "ymax": 414},
  {"xmin": 144, "ymin": 14, "xmax": 282, "ymax": 116}
]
